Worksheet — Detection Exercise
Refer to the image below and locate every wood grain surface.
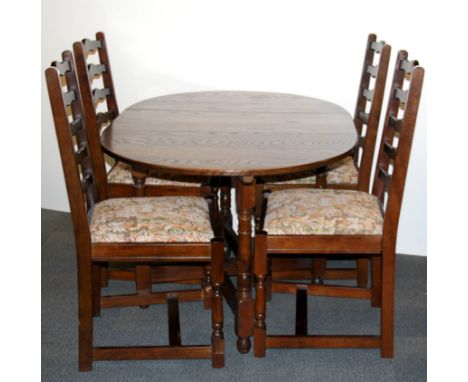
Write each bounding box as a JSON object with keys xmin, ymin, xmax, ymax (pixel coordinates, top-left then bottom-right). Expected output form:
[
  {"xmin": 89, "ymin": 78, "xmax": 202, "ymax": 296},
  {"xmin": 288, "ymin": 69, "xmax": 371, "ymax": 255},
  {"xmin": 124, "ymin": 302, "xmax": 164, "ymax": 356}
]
[{"xmin": 101, "ymin": 91, "xmax": 357, "ymax": 176}]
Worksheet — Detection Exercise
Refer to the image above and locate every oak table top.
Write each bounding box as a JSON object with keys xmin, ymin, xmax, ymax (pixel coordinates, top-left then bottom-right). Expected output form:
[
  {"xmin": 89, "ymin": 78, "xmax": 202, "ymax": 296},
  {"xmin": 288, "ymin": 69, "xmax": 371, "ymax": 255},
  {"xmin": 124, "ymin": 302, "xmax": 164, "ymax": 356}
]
[{"xmin": 101, "ymin": 91, "xmax": 357, "ymax": 177}]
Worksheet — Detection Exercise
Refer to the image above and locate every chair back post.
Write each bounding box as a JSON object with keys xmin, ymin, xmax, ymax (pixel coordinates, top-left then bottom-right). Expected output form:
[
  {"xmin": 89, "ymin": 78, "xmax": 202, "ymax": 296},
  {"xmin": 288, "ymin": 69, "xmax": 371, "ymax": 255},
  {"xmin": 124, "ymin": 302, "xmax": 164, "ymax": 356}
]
[
  {"xmin": 353, "ymin": 34, "xmax": 392, "ymax": 192},
  {"xmin": 95, "ymin": 31, "xmax": 120, "ymax": 116},
  {"xmin": 372, "ymin": 51, "xmax": 424, "ymax": 248},
  {"xmin": 73, "ymin": 39, "xmax": 110, "ymax": 200},
  {"xmin": 45, "ymin": 56, "xmax": 97, "ymax": 253}
]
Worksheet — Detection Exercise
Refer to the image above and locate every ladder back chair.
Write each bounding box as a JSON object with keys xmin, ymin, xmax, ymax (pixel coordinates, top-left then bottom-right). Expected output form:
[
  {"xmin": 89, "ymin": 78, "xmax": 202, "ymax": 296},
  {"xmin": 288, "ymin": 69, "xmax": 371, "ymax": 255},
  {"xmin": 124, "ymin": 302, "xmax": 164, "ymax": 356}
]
[
  {"xmin": 73, "ymin": 32, "xmax": 219, "ymax": 296},
  {"xmin": 253, "ymin": 50, "xmax": 424, "ymax": 358},
  {"xmin": 45, "ymin": 51, "xmax": 225, "ymax": 370},
  {"xmin": 260, "ymin": 34, "xmax": 391, "ymax": 192},
  {"xmin": 255, "ymin": 34, "xmax": 392, "ymax": 289},
  {"xmin": 73, "ymin": 31, "xmax": 211, "ymax": 199}
]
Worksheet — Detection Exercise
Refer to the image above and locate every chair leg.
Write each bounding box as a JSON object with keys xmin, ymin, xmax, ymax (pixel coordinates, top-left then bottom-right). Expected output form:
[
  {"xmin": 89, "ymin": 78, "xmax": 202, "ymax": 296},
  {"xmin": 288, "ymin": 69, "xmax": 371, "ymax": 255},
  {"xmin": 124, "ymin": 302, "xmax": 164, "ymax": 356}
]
[
  {"xmin": 136, "ymin": 265, "xmax": 151, "ymax": 309},
  {"xmin": 254, "ymin": 183, "xmax": 265, "ymax": 231},
  {"xmin": 92, "ymin": 264, "xmax": 101, "ymax": 317},
  {"xmin": 78, "ymin": 257, "xmax": 93, "ymax": 371},
  {"xmin": 211, "ymin": 241, "xmax": 225, "ymax": 368},
  {"xmin": 100, "ymin": 262, "xmax": 109, "ymax": 287},
  {"xmin": 356, "ymin": 257, "xmax": 369, "ymax": 287},
  {"xmin": 254, "ymin": 234, "xmax": 267, "ymax": 357},
  {"xmin": 381, "ymin": 248, "xmax": 395, "ymax": 358},
  {"xmin": 265, "ymin": 257, "xmax": 273, "ymax": 301},
  {"xmin": 203, "ymin": 266, "xmax": 212, "ymax": 310},
  {"xmin": 311, "ymin": 257, "xmax": 326, "ymax": 284},
  {"xmin": 371, "ymin": 257, "xmax": 382, "ymax": 307}
]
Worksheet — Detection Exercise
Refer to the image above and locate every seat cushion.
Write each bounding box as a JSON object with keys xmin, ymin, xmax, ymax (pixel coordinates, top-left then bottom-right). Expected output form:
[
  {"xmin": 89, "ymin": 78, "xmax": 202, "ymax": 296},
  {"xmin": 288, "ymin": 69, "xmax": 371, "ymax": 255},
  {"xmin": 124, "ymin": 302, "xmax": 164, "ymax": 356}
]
[
  {"xmin": 265, "ymin": 156, "xmax": 358, "ymax": 185},
  {"xmin": 264, "ymin": 189, "xmax": 383, "ymax": 235},
  {"xmin": 107, "ymin": 162, "xmax": 208, "ymax": 187},
  {"xmin": 90, "ymin": 196, "xmax": 214, "ymax": 243}
]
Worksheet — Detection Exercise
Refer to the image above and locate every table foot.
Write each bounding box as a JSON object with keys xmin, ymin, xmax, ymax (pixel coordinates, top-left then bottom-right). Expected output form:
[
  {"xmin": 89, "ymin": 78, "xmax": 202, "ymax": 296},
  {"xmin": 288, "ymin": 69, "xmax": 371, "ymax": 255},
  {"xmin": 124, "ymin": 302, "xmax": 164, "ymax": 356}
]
[{"xmin": 237, "ymin": 337, "xmax": 251, "ymax": 354}]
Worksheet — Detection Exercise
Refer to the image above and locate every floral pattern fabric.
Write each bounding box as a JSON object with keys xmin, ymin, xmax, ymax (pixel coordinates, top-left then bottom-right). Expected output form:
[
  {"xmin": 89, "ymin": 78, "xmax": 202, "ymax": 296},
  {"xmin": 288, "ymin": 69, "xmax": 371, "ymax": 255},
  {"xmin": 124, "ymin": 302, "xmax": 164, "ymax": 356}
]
[
  {"xmin": 90, "ymin": 196, "xmax": 214, "ymax": 243},
  {"xmin": 107, "ymin": 162, "xmax": 208, "ymax": 187},
  {"xmin": 264, "ymin": 156, "xmax": 358, "ymax": 185},
  {"xmin": 264, "ymin": 189, "xmax": 383, "ymax": 235}
]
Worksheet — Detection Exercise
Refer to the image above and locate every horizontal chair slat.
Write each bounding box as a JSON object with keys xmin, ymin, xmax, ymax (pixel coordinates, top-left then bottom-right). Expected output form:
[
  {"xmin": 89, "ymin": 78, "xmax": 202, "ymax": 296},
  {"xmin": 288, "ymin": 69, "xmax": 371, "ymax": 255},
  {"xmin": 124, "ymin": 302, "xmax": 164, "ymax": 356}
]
[
  {"xmin": 63, "ymin": 90, "xmax": 76, "ymax": 106},
  {"xmin": 366, "ymin": 65, "xmax": 379, "ymax": 78},
  {"xmin": 88, "ymin": 63, "xmax": 106, "ymax": 77},
  {"xmin": 383, "ymin": 141, "xmax": 397, "ymax": 160},
  {"xmin": 400, "ymin": 59, "xmax": 419, "ymax": 75},
  {"xmin": 93, "ymin": 345, "xmax": 212, "ymax": 361},
  {"xmin": 370, "ymin": 40, "xmax": 385, "ymax": 53},
  {"xmin": 388, "ymin": 114, "xmax": 402, "ymax": 132},
  {"xmin": 69, "ymin": 117, "xmax": 82, "ymax": 135},
  {"xmin": 92, "ymin": 242, "xmax": 212, "ymax": 262},
  {"xmin": 266, "ymin": 335, "xmax": 380, "ymax": 349},
  {"xmin": 272, "ymin": 282, "xmax": 372, "ymax": 299},
  {"xmin": 266, "ymin": 235, "xmax": 382, "ymax": 254},
  {"xmin": 362, "ymin": 88, "xmax": 374, "ymax": 101},
  {"xmin": 96, "ymin": 110, "xmax": 115, "ymax": 126},
  {"xmin": 272, "ymin": 268, "xmax": 358, "ymax": 281},
  {"xmin": 83, "ymin": 39, "xmax": 102, "ymax": 53},
  {"xmin": 52, "ymin": 60, "xmax": 71, "ymax": 75},
  {"xmin": 101, "ymin": 289, "xmax": 203, "ymax": 308},
  {"xmin": 358, "ymin": 111, "xmax": 369, "ymax": 124},
  {"xmin": 92, "ymin": 87, "xmax": 111, "ymax": 103},
  {"xmin": 378, "ymin": 168, "xmax": 392, "ymax": 189},
  {"xmin": 394, "ymin": 88, "xmax": 408, "ymax": 104}
]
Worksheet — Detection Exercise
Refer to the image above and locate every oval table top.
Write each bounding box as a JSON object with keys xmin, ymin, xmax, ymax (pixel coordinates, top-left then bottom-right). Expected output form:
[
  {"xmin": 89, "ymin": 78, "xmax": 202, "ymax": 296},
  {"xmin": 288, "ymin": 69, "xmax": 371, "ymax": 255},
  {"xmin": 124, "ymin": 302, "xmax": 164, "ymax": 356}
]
[{"xmin": 101, "ymin": 91, "xmax": 358, "ymax": 177}]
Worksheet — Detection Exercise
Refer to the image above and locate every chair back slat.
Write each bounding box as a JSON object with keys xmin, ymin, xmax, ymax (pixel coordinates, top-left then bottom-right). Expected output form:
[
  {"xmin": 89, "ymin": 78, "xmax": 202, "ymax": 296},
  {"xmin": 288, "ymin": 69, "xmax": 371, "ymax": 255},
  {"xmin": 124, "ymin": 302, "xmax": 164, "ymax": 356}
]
[
  {"xmin": 366, "ymin": 64, "xmax": 379, "ymax": 78},
  {"xmin": 370, "ymin": 40, "xmax": 385, "ymax": 53},
  {"xmin": 92, "ymin": 87, "xmax": 111, "ymax": 104},
  {"xmin": 353, "ymin": 34, "xmax": 391, "ymax": 192},
  {"xmin": 394, "ymin": 88, "xmax": 408, "ymax": 105},
  {"xmin": 357, "ymin": 111, "xmax": 369, "ymax": 124},
  {"xmin": 362, "ymin": 88, "xmax": 374, "ymax": 101},
  {"xmin": 69, "ymin": 117, "xmax": 83, "ymax": 135},
  {"xmin": 372, "ymin": 51, "xmax": 425, "ymax": 243},
  {"xmin": 45, "ymin": 51, "xmax": 101, "ymax": 244},
  {"xmin": 88, "ymin": 63, "xmax": 107, "ymax": 78},
  {"xmin": 82, "ymin": 38, "xmax": 102, "ymax": 53},
  {"xmin": 96, "ymin": 110, "xmax": 116, "ymax": 126},
  {"xmin": 62, "ymin": 90, "xmax": 77, "ymax": 106},
  {"xmin": 388, "ymin": 114, "xmax": 402, "ymax": 132},
  {"xmin": 383, "ymin": 141, "xmax": 397, "ymax": 160},
  {"xmin": 54, "ymin": 60, "xmax": 71, "ymax": 75}
]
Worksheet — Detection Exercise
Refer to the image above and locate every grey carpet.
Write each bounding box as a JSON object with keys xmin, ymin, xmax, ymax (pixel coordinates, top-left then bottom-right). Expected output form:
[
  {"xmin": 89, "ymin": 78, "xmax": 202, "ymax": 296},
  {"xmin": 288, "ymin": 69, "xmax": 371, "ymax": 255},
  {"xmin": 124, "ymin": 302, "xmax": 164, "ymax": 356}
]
[{"xmin": 42, "ymin": 208, "xmax": 426, "ymax": 382}]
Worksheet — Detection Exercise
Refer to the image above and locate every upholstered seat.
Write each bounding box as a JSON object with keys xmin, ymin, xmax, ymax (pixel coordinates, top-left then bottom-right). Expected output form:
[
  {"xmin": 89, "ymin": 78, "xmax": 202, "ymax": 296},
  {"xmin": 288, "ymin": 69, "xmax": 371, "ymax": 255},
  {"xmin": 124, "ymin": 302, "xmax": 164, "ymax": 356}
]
[
  {"xmin": 264, "ymin": 189, "xmax": 383, "ymax": 235},
  {"xmin": 90, "ymin": 196, "xmax": 214, "ymax": 243},
  {"xmin": 274, "ymin": 156, "xmax": 358, "ymax": 185},
  {"xmin": 107, "ymin": 162, "xmax": 208, "ymax": 186}
]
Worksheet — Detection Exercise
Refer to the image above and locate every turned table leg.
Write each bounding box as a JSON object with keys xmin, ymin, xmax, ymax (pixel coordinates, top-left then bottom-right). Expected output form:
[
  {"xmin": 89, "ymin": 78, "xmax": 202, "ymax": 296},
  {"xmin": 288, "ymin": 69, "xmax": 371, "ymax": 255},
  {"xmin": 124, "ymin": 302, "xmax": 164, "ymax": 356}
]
[{"xmin": 235, "ymin": 176, "xmax": 255, "ymax": 354}]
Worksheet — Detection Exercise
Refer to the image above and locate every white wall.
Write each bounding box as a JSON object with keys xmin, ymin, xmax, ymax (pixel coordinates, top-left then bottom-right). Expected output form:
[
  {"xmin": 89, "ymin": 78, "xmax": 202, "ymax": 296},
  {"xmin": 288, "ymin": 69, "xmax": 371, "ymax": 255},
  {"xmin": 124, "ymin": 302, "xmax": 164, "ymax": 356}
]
[{"xmin": 42, "ymin": 0, "xmax": 427, "ymax": 255}]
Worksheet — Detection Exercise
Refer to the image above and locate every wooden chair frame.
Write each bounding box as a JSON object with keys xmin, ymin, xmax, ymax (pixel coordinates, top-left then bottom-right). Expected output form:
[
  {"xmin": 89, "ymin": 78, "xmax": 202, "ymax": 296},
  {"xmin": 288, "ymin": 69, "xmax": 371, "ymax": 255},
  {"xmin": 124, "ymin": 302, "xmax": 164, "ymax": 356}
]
[
  {"xmin": 253, "ymin": 51, "xmax": 424, "ymax": 358},
  {"xmin": 251, "ymin": 33, "xmax": 392, "ymax": 289},
  {"xmin": 72, "ymin": 32, "xmax": 220, "ymax": 294},
  {"xmin": 46, "ymin": 51, "xmax": 225, "ymax": 369}
]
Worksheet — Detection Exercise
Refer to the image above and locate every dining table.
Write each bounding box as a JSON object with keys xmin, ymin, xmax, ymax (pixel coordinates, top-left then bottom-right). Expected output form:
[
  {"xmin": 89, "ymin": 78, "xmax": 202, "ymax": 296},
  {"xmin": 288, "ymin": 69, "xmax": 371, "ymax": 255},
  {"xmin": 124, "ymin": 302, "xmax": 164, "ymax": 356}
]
[{"xmin": 100, "ymin": 90, "xmax": 358, "ymax": 354}]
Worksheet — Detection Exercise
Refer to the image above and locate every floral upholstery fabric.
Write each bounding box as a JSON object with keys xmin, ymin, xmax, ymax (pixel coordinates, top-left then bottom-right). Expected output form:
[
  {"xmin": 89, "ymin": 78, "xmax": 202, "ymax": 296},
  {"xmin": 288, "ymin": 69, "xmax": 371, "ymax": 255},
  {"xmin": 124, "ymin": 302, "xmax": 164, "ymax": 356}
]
[
  {"xmin": 90, "ymin": 196, "xmax": 213, "ymax": 243},
  {"xmin": 107, "ymin": 162, "xmax": 208, "ymax": 187},
  {"xmin": 264, "ymin": 189, "xmax": 383, "ymax": 235},
  {"xmin": 264, "ymin": 156, "xmax": 358, "ymax": 185}
]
